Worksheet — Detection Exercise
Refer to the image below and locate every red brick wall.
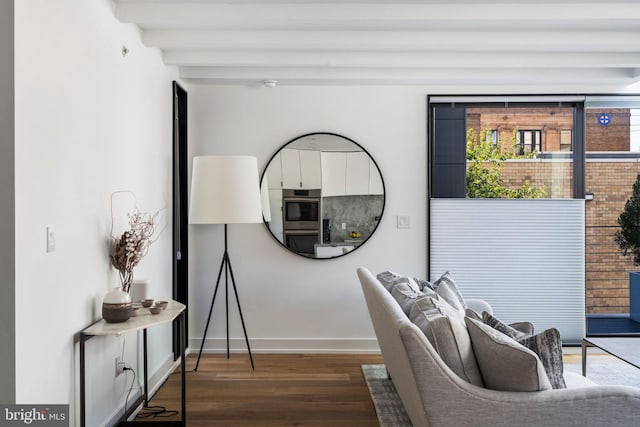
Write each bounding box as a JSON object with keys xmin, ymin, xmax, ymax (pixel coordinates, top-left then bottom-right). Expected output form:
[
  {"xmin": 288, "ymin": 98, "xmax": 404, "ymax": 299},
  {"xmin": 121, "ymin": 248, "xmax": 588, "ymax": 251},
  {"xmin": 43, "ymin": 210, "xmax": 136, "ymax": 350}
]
[
  {"xmin": 585, "ymin": 109, "xmax": 631, "ymax": 152},
  {"xmin": 585, "ymin": 161, "xmax": 640, "ymax": 313},
  {"xmin": 466, "ymin": 107, "xmax": 574, "ymax": 152},
  {"xmin": 467, "ymin": 107, "xmax": 630, "ymax": 153}
]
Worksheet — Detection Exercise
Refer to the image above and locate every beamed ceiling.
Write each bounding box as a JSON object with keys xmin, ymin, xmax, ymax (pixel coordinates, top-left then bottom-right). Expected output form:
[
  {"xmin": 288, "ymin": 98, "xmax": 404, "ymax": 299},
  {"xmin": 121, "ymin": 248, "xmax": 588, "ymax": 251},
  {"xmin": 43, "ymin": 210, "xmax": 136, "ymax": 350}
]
[{"xmin": 113, "ymin": 0, "xmax": 640, "ymax": 87}]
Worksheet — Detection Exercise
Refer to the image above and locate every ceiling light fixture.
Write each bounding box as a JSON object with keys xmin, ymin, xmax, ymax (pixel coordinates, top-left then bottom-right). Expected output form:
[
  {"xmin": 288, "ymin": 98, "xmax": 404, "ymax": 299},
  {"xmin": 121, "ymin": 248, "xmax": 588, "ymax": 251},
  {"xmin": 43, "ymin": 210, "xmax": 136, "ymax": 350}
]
[{"xmin": 262, "ymin": 79, "xmax": 277, "ymax": 88}]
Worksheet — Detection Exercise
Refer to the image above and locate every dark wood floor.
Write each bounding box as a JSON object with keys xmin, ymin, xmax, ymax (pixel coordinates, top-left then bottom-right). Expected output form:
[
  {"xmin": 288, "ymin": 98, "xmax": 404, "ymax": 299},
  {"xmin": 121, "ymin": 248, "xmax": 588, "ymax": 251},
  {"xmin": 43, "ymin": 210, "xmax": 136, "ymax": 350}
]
[{"xmin": 136, "ymin": 353, "xmax": 385, "ymax": 426}]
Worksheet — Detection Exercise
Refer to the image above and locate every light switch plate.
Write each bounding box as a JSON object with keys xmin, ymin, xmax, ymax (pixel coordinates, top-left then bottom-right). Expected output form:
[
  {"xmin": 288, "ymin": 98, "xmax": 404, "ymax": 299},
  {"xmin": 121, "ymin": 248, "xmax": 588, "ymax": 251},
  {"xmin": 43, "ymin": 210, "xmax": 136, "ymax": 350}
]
[
  {"xmin": 46, "ymin": 226, "xmax": 56, "ymax": 253},
  {"xmin": 397, "ymin": 215, "xmax": 411, "ymax": 229}
]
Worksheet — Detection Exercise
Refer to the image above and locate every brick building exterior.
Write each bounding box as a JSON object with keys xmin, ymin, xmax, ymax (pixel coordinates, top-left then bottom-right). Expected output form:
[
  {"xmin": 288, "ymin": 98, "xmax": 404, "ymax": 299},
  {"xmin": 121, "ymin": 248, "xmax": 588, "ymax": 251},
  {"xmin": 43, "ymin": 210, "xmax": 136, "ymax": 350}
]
[
  {"xmin": 586, "ymin": 109, "xmax": 631, "ymax": 152},
  {"xmin": 467, "ymin": 107, "xmax": 630, "ymax": 153}
]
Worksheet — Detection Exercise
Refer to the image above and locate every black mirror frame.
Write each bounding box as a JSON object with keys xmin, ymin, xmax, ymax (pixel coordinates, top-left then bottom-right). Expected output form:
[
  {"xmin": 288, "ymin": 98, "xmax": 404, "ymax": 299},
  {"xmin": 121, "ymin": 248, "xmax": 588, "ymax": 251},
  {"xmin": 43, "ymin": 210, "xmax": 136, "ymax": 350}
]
[{"xmin": 260, "ymin": 132, "xmax": 386, "ymax": 260}]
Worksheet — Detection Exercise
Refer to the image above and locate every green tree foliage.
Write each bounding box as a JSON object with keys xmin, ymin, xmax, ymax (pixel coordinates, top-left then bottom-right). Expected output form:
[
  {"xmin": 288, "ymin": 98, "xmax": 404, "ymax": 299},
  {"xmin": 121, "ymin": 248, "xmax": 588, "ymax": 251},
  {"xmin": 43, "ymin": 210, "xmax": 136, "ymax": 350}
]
[
  {"xmin": 615, "ymin": 174, "xmax": 640, "ymax": 265},
  {"xmin": 466, "ymin": 128, "xmax": 546, "ymax": 199}
]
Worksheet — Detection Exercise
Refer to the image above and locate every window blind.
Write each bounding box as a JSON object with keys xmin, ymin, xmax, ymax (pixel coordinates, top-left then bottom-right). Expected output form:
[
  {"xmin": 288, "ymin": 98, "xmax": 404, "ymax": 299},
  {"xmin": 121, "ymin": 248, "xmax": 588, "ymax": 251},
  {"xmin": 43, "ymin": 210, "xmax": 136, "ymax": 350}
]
[{"xmin": 430, "ymin": 198, "xmax": 585, "ymax": 344}]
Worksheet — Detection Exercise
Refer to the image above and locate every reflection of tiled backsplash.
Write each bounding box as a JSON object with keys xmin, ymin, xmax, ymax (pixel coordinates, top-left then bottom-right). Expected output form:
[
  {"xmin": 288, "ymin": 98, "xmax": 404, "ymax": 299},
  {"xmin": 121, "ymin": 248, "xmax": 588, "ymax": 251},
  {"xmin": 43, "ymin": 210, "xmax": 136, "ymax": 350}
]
[{"xmin": 322, "ymin": 195, "xmax": 384, "ymax": 243}]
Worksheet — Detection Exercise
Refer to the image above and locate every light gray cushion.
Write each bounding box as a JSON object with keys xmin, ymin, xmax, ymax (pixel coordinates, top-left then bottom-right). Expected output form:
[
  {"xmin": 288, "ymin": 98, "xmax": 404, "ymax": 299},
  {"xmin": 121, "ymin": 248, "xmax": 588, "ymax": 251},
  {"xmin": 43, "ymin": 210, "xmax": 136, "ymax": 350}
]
[
  {"xmin": 465, "ymin": 308, "xmax": 482, "ymax": 322},
  {"xmin": 412, "ymin": 294, "xmax": 463, "ymax": 322},
  {"xmin": 410, "ymin": 297, "xmax": 483, "ymax": 386},
  {"xmin": 482, "ymin": 311, "xmax": 529, "ymax": 340},
  {"xmin": 432, "ymin": 271, "xmax": 467, "ymax": 311},
  {"xmin": 518, "ymin": 328, "xmax": 566, "ymax": 389},
  {"xmin": 376, "ymin": 271, "xmax": 420, "ymax": 293},
  {"xmin": 465, "ymin": 317, "xmax": 552, "ymax": 392},
  {"xmin": 412, "ymin": 276, "xmax": 436, "ymax": 291},
  {"xmin": 391, "ymin": 283, "xmax": 425, "ymax": 316}
]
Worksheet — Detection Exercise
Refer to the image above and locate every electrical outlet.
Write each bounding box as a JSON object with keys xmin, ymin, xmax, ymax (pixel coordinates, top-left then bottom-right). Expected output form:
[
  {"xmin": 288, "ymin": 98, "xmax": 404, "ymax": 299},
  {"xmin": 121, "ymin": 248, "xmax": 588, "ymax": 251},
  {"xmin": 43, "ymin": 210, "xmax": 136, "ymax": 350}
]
[{"xmin": 115, "ymin": 356, "xmax": 125, "ymax": 377}]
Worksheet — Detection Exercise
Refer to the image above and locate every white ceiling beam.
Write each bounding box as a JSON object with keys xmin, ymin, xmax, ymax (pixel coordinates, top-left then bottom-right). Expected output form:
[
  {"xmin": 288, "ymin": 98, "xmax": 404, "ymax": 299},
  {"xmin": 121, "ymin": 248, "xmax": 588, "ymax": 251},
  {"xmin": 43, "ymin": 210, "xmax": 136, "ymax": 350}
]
[
  {"xmin": 114, "ymin": 2, "xmax": 640, "ymax": 31},
  {"xmin": 179, "ymin": 66, "xmax": 633, "ymax": 84},
  {"xmin": 163, "ymin": 50, "xmax": 640, "ymax": 69},
  {"xmin": 115, "ymin": 0, "xmax": 640, "ymax": 4},
  {"xmin": 143, "ymin": 30, "xmax": 640, "ymax": 53}
]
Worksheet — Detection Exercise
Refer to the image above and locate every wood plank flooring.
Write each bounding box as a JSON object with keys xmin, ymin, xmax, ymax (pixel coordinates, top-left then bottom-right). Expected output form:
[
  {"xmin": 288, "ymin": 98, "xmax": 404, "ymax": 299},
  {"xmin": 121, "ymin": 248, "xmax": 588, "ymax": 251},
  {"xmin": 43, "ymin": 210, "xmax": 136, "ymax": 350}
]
[{"xmin": 135, "ymin": 353, "xmax": 384, "ymax": 426}]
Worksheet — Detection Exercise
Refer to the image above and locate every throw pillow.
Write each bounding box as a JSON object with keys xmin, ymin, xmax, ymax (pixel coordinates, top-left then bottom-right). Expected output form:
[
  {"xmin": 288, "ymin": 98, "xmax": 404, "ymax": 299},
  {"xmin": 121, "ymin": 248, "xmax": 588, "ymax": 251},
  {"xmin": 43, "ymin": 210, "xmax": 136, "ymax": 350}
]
[
  {"xmin": 410, "ymin": 297, "xmax": 483, "ymax": 386},
  {"xmin": 390, "ymin": 283, "xmax": 424, "ymax": 316},
  {"xmin": 411, "ymin": 294, "xmax": 463, "ymax": 322},
  {"xmin": 482, "ymin": 312, "xmax": 529, "ymax": 340},
  {"xmin": 464, "ymin": 317, "xmax": 552, "ymax": 392},
  {"xmin": 432, "ymin": 271, "xmax": 467, "ymax": 311},
  {"xmin": 465, "ymin": 308, "xmax": 482, "ymax": 322},
  {"xmin": 413, "ymin": 276, "xmax": 436, "ymax": 291},
  {"xmin": 376, "ymin": 271, "xmax": 420, "ymax": 293},
  {"xmin": 517, "ymin": 328, "xmax": 566, "ymax": 389}
]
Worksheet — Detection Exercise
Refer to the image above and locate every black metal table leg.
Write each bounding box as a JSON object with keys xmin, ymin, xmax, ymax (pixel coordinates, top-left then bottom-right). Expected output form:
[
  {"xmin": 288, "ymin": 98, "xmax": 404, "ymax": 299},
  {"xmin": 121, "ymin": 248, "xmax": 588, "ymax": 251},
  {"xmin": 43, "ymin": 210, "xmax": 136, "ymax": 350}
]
[
  {"xmin": 143, "ymin": 328, "xmax": 148, "ymax": 406},
  {"xmin": 80, "ymin": 333, "xmax": 86, "ymax": 427},
  {"xmin": 181, "ymin": 312, "xmax": 186, "ymax": 426}
]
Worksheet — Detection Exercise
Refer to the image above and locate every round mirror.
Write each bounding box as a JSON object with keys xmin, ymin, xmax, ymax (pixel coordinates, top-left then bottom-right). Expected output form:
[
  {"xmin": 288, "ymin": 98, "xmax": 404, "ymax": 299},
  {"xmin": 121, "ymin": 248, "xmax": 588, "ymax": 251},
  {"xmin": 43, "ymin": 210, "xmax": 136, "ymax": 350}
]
[{"xmin": 261, "ymin": 132, "xmax": 385, "ymax": 259}]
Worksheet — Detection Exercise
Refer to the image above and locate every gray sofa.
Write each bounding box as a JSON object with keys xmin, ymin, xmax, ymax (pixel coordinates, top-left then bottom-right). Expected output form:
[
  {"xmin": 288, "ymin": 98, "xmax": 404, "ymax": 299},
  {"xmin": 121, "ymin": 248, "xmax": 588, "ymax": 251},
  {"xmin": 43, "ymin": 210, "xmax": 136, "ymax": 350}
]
[{"xmin": 357, "ymin": 266, "xmax": 640, "ymax": 427}]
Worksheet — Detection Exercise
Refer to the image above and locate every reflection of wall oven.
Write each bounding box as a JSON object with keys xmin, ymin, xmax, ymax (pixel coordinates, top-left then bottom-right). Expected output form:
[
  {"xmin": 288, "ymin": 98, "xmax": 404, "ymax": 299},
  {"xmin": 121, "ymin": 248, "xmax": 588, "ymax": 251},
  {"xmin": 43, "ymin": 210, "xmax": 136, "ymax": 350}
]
[
  {"xmin": 282, "ymin": 189, "xmax": 321, "ymax": 231},
  {"xmin": 282, "ymin": 189, "xmax": 321, "ymax": 255},
  {"xmin": 284, "ymin": 230, "xmax": 319, "ymax": 257}
]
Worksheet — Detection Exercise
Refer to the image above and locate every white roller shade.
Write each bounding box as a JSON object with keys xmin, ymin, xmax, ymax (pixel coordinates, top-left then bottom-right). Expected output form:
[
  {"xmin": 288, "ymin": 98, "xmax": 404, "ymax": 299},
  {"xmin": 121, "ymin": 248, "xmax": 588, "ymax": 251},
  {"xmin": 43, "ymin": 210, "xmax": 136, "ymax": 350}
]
[{"xmin": 430, "ymin": 198, "xmax": 585, "ymax": 344}]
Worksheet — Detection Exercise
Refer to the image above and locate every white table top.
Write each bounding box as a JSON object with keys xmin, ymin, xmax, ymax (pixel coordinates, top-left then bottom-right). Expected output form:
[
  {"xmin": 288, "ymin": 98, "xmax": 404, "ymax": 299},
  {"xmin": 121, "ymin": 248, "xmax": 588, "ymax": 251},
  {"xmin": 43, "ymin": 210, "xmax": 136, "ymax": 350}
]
[{"xmin": 83, "ymin": 299, "xmax": 186, "ymax": 336}]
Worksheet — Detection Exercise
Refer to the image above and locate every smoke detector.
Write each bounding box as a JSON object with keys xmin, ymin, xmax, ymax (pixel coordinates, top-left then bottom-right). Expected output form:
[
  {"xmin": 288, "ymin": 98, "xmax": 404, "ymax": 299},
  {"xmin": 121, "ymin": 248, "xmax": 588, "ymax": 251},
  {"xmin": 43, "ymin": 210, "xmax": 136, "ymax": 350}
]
[{"xmin": 262, "ymin": 80, "xmax": 278, "ymax": 88}]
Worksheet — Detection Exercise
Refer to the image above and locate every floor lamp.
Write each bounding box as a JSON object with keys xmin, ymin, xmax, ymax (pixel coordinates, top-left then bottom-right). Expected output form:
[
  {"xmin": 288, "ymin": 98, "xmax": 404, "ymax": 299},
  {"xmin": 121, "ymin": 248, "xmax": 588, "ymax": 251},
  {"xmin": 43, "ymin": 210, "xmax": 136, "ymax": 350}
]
[{"xmin": 189, "ymin": 156, "xmax": 264, "ymax": 371}]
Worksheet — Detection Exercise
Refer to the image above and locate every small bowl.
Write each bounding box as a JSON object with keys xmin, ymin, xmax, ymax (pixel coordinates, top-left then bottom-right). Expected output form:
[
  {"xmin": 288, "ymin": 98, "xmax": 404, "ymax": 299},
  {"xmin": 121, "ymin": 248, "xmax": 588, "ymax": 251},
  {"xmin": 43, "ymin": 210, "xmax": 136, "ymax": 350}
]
[
  {"xmin": 140, "ymin": 299, "xmax": 154, "ymax": 308},
  {"xmin": 131, "ymin": 307, "xmax": 140, "ymax": 317},
  {"xmin": 149, "ymin": 305, "xmax": 162, "ymax": 315},
  {"xmin": 156, "ymin": 300, "xmax": 168, "ymax": 310}
]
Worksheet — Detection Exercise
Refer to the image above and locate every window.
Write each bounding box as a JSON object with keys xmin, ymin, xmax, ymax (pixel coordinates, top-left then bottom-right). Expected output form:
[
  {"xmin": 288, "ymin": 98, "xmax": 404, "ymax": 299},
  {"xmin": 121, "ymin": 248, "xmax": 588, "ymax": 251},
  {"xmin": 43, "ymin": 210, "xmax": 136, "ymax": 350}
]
[
  {"xmin": 429, "ymin": 96, "xmax": 587, "ymax": 344},
  {"xmin": 516, "ymin": 130, "xmax": 542, "ymax": 155},
  {"xmin": 560, "ymin": 130, "xmax": 572, "ymax": 152},
  {"xmin": 430, "ymin": 101, "xmax": 578, "ymax": 199}
]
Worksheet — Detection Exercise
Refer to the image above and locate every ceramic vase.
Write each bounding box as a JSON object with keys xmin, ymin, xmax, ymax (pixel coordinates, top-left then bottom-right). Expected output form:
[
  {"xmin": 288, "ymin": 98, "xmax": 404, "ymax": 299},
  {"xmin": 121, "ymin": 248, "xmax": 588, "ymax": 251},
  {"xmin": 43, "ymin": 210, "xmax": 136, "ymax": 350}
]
[{"xmin": 102, "ymin": 287, "xmax": 133, "ymax": 323}]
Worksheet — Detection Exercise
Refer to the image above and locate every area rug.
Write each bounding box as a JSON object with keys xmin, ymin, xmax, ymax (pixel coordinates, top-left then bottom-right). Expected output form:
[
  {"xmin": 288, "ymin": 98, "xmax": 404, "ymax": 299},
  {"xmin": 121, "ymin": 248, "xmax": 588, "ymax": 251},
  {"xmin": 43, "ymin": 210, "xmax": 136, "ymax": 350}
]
[
  {"xmin": 361, "ymin": 365, "xmax": 411, "ymax": 427},
  {"xmin": 564, "ymin": 356, "xmax": 640, "ymax": 388},
  {"xmin": 363, "ymin": 359, "xmax": 640, "ymax": 427}
]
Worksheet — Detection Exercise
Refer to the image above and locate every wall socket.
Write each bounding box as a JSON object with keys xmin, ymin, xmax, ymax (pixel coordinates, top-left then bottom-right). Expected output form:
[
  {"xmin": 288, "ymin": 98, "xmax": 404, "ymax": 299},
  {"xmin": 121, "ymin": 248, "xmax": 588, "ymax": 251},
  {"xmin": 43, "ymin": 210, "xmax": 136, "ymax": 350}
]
[{"xmin": 115, "ymin": 356, "xmax": 125, "ymax": 377}]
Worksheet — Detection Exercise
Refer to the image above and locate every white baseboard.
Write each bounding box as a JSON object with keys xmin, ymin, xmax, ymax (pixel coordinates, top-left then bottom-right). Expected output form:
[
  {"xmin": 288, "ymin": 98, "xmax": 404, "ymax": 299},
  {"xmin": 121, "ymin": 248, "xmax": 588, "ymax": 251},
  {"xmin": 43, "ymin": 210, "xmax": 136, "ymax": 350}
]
[
  {"xmin": 189, "ymin": 337, "xmax": 381, "ymax": 354},
  {"xmin": 147, "ymin": 354, "xmax": 181, "ymax": 398}
]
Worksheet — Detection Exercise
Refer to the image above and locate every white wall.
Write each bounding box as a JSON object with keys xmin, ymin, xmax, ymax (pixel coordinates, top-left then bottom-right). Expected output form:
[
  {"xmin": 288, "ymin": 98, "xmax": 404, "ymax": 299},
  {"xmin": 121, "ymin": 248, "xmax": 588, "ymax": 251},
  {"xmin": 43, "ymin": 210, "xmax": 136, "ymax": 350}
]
[
  {"xmin": 188, "ymin": 86, "xmax": 428, "ymax": 352},
  {"xmin": 0, "ymin": 0, "xmax": 15, "ymax": 404},
  {"xmin": 187, "ymin": 83, "xmax": 637, "ymax": 353},
  {"xmin": 14, "ymin": 1, "xmax": 178, "ymax": 425}
]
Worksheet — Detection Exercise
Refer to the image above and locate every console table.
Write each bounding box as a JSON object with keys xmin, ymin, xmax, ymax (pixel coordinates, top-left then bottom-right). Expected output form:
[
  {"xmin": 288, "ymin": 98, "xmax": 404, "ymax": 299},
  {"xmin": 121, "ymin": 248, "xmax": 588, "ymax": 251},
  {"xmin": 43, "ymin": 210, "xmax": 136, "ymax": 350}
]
[{"xmin": 79, "ymin": 300, "xmax": 186, "ymax": 427}]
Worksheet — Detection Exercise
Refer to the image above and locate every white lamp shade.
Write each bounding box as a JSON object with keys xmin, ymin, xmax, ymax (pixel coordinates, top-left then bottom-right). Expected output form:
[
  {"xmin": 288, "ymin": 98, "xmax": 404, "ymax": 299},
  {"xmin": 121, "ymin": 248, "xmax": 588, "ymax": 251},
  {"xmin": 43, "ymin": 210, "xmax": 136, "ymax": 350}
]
[{"xmin": 189, "ymin": 156, "xmax": 264, "ymax": 224}]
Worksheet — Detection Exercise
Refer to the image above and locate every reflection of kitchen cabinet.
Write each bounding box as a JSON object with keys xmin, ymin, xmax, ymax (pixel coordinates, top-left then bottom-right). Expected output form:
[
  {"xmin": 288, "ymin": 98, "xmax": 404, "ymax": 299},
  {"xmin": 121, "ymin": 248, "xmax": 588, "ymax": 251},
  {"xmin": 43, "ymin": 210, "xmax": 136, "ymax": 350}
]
[
  {"xmin": 321, "ymin": 152, "xmax": 347, "ymax": 197},
  {"xmin": 345, "ymin": 152, "xmax": 370, "ymax": 195},
  {"xmin": 300, "ymin": 150, "xmax": 322, "ymax": 188},
  {"xmin": 322, "ymin": 151, "xmax": 382, "ymax": 196},
  {"xmin": 281, "ymin": 149, "xmax": 321, "ymax": 189},
  {"xmin": 266, "ymin": 152, "xmax": 282, "ymax": 189}
]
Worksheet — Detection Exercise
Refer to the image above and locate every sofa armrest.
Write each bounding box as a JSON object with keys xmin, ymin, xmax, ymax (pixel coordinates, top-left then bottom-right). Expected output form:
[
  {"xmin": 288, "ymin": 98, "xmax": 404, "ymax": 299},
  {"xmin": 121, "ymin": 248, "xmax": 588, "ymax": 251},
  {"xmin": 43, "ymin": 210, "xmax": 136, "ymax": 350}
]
[
  {"xmin": 465, "ymin": 299, "xmax": 493, "ymax": 316},
  {"xmin": 400, "ymin": 324, "xmax": 640, "ymax": 427}
]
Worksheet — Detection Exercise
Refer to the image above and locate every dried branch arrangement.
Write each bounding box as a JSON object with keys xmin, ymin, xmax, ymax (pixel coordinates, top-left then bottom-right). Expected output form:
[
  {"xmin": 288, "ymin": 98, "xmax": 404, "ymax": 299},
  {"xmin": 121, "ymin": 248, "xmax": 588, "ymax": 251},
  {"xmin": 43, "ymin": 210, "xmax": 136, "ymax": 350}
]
[{"xmin": 110, "ymin": 192, "xmax": 164, "ymax": 293}]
